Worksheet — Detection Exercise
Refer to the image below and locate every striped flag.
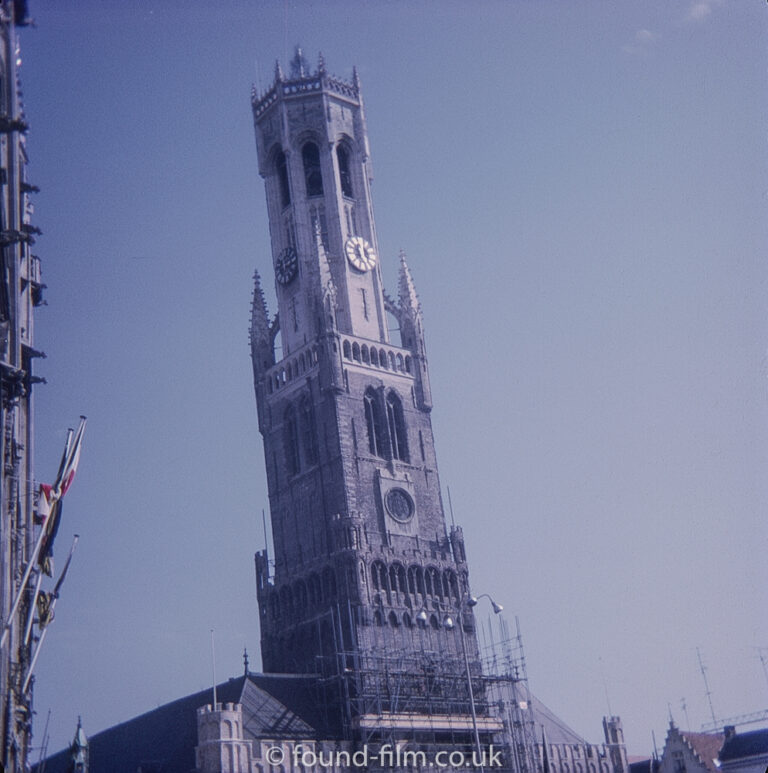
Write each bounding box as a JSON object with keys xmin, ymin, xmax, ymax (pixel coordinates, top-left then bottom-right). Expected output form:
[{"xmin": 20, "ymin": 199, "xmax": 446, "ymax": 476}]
[{"xmin": 36, "ymin": 416, "xmax": 86, "ymax": 574}]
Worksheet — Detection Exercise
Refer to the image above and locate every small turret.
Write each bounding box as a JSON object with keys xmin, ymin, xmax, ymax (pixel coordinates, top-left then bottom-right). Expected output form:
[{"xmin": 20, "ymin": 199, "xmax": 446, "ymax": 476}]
[
  {"xmin": 69, "ymin": 716, "xmax": 88, "ymax": 773},
  {"xmin": 395, "ymin": 251, "xmax": 432, "ymax": 409},
  {"xmin": 195, "ymin": 702, "xmax": 253, "ymax": 773},
  {"xmin": 249, "ymin": 270, "xmax": 273, "ymax": 373}
]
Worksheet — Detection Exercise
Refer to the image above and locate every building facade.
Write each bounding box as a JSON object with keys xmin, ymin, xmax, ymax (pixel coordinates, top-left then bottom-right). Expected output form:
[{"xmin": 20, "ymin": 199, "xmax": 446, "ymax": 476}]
[{"xmin": 0, "ymin": 2, "xmax": 43, "ymax": 771}]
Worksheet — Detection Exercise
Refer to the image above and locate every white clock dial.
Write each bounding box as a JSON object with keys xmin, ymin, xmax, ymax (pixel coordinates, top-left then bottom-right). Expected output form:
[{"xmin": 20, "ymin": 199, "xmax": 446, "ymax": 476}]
[{"xmin": 345, "ymin": 236, "xmax": 377, "ymax": 272}]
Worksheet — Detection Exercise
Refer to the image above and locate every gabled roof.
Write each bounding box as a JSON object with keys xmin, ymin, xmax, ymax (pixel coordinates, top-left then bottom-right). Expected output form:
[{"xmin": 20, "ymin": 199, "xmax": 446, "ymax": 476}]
[
  {"xmin": 505, "ymin": 681, "xmax": 588, "ymax": 745},
  {"xmin": 36, "ymin": 672, "xmax": 599, "ymax": 773},
  {"xmin": 718, "ymin": 728, "xmax": 768, "ymax": 763},
  {"xmin": 678, "ymin": 730, "xmax": 725, "ymax": 773}
]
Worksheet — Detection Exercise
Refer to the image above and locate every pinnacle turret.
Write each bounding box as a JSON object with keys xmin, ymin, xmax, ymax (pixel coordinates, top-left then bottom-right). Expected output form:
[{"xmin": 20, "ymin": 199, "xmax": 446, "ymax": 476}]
[
  {"xmin": 289, "ymin": 46, "xmax": 310, "ymax": 79},
  {"xmin": 398, "ymin": 250, "xmax": 423, "ymax": 327},
  {"xmin": 249, "ymin": 270, "xmax": 270, "ymax": 349}
]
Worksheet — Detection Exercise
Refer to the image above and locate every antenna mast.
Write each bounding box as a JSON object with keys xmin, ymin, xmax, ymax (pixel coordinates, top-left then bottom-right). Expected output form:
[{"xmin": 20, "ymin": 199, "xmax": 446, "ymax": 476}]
[{"xmin": 696, "ymin": 647, "xmax": 717, "ymax": 727}]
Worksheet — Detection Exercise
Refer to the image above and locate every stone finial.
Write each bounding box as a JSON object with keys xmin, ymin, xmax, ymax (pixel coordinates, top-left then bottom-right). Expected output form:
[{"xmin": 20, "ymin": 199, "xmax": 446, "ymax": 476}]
[
  {"xmin": 249, "ymin": 270, "xmax": 270, "ymax": 347},
  {"xmin": 274, "ymin": 58, "xmax": 283, "ymax": 83},
  {"xmin": 398, "ymin": 250, "xmax": 421, "ymax": 320},
  {"xmin": 352, "ymin": 65, "xmax": 361, "ymax": 90},
  {"xmin": 70, "ymin": 717, "xmax": 89, "ymax": 772},
  {"xmin": 243, "ymin": 647, "xmax": 249, "ymax": 675},
  {"xmin": 317, "ymin": 51, "xmax": 326, "ymax": 73},
  {"xmin": 290, "ymin": 46, "xmax": 310, "ymax": 79}
]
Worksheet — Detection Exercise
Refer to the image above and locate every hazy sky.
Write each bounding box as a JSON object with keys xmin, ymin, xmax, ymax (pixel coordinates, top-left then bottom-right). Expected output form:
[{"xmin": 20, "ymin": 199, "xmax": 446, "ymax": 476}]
[{"xmin": 17, "ymin": 0, "xmax": 768, "ymax": 758}]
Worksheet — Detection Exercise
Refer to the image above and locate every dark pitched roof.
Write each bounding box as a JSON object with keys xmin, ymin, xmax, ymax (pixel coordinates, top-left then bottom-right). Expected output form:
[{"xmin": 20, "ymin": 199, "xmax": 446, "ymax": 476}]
[
  {"xmin": 718, "ymin": 728, "xmax": 768, "ymax": 762},
  {"xmin": 35, "ymin": 673, "xmax": 332, "ymax": 773},
  {"xmin": 36, "ymin": 672, "xmax": 598, "ymax": 772},
  {"xmin": 37, "ymin": 677, "xmax": 244, "ymax": 773}
]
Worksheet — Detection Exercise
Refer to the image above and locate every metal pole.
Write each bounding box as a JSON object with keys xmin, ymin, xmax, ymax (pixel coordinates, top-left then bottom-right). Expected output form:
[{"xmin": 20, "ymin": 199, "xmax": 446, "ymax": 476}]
[
  {"xmin": 458, "ymin": 596, "xmax": 483, "ymax": 770},
  {"xmin": 210, "ymin": 629, "xmax": 217, "ymax": 707}
]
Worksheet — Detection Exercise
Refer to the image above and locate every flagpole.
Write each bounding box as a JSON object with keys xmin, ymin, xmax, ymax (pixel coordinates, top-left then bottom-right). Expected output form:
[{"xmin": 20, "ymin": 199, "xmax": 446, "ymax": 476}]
[
  {"xmin": 1, "ymin": 418, "xmax": 85, "ymax": 649},
  {"xmin": 210, "ymin": 629, "xmax": 217, "ymax": 707},
  {"xmin": 22, "ymin": 535, "xmax": 79, "ymax": 694},
  {"xmin": 1, "ymin": 516, "xmax": 51, "ymax": 649},
  {"xmin": 23, "ymin": 570, "xmax": 43, "ymax": 645}
]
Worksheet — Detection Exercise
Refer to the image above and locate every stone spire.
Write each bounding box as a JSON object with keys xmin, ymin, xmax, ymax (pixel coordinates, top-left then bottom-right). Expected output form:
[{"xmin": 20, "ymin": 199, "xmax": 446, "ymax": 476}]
[
  {"xmin": 397, "ymin": 250, "xmax": 423, "ymax": 345},
  {"xmin": 273, "ymin": 58, "xmax": 283, "ymax": 83},
  {"xmin": 249, "ymin": 270, "xmax": 273, "ymax": 372},
  {"xmin": 70, "ymin": 716, "xmax": 88, "ymax": 773},
  {"xmin": 249, "ymin": 270, "xmax": 270, "ymax": 347},
  {"xmin": 398, "ymin": 250, "xmax": 420, "ymax": 316},
  {"xmin": 289, "ymin": 46, "xmax": 310, "ymax": 79}
]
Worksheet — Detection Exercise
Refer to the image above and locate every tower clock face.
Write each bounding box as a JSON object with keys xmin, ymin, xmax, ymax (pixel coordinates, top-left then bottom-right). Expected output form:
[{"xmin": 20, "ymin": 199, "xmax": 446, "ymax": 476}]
[
  {"xmin": 275, "ymin": 247, "xmax": 298, "ymax": 285},
  {"xmin": 345, "ymin": 236, "xmax": 377, "ymax": 272}
]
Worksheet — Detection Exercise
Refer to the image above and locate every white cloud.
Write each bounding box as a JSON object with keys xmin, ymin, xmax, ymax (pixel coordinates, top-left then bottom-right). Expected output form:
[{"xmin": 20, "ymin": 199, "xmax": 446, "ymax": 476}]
[
  {"xmin": 635, "ymin": 28, "xmax": 659, "ymax": 44},
  {"xmin": 686, "ymin": 0, "xmax": 723, "ymax": 22},
  {"xmin": 623, "ymin": 27, "xmax": 659, "ymax": 55}
]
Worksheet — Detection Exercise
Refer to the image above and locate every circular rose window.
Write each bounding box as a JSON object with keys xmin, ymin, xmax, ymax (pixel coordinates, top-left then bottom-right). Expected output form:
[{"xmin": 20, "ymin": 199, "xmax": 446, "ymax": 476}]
[{"xmin": 385, "ymin": 488, "xmax": 414, "ymax": 522}]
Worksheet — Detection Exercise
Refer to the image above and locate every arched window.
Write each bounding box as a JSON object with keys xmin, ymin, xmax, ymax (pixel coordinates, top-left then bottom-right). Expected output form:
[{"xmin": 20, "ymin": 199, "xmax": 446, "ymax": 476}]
[
  {"xmin": 302, "ymin": 142, "xmax": 323, "ymax": 197},
  {"xmin": 343, "ymin": 340, "xmax": 351, "ymax": 359},
  {"xmin": 284, "ymin": 406, "xmax": 300, "ymax": 476},
  {"xmin": 386, "ymin": 392, "xmax": 409, "ymax": 462},
  {"xmin": 337, "ymin": 145, "xmax": 353, "ymax": 198},
  {"xmin": 364, "ymin": 388, "xmax": 386, "ymax": 458},
  {"xmin": 300, "ymin": 397, "xmax": 317, "ymax": 466},
  {"xmin": 275, "ymin": 149, "xmax": 291, "ymax": 208}
]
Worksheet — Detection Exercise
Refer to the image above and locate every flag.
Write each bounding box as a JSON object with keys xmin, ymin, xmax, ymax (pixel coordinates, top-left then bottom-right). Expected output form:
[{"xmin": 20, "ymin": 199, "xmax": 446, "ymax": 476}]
[
  {"xmin": 36, "ymin": 417, "xmax": 86, "ymax": 574},
  {"xmin": 52, "ymin": 536, "xmax": 77, "ymax": 596},
  {"xmin": 37, "ymin": 483, "xmax": 54, "ymax": 521},
  {"xmin": 38, "ymin": 499, "xmax": 62, "ymax": 576},
  {"xmin": 36, "ymin": 591, "xmax": 54, "ymax": 629},
  {"xmin": 54, "ymin": 417, "xmax": 86, "ymax": 498}
]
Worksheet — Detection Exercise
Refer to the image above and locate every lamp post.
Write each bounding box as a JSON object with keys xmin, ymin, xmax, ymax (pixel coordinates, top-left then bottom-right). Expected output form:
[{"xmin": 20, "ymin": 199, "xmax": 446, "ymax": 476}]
[{"xmin": 443, "ymin": 593, "xmax": 503, "ymax": 769}]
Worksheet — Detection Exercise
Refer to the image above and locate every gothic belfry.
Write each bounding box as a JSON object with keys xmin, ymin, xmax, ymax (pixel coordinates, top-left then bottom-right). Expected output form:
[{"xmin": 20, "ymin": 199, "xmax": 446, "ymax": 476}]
[
  {"xmin": 250, "ymin": 48, "xmax": 488, "ymax": 745},
  {"xmin": 38, "ymin": 48, "xmax": 631, "ymax": 773}
]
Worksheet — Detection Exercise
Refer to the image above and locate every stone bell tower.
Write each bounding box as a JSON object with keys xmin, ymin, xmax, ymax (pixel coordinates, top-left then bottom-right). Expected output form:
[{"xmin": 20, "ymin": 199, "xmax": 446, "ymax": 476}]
[{"xmin": 250, "ymin": 49, "xmax": 487, "ymax": 743}]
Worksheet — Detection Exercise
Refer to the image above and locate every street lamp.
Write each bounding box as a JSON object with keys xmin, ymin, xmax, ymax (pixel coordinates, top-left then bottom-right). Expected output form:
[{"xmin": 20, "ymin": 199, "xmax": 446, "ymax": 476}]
[{"xmin": 453, "ymin": 592, "xmax": 503, "ymax": 769}]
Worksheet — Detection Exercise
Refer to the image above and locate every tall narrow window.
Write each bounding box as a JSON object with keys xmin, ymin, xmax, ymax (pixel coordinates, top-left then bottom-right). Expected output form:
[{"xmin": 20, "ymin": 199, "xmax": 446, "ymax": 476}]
[
  {"xmin": 337, "ymin": 145, "xmax": 353, "ymax": 198},
  {"xmin": 301, "ymin": 397, "xmax": 318, "ymax": 466},
  {"xmin": 276, "ymin": 150, "xmax": 291, "ymax": 208},
  {"xmin": 364, "ymin": 388, "xmax": 386, "ymax": 457},
  {"xmin": 386, "ymin": 391, "xmax": 409, "ymax": 462},
  {"xmin": 284, "ymin": 406, "xmax": 300, "ymax": 476},
  {"xmin": 302, "ymin": 142, "xmax": 323, "ymax": 197}
]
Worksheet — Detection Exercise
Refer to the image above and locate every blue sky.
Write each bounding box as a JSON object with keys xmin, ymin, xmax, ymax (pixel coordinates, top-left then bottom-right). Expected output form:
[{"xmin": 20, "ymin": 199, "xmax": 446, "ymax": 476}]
[{"xmin": 17, "ymin": 0, "xmax": 768, "ymax": 757}]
